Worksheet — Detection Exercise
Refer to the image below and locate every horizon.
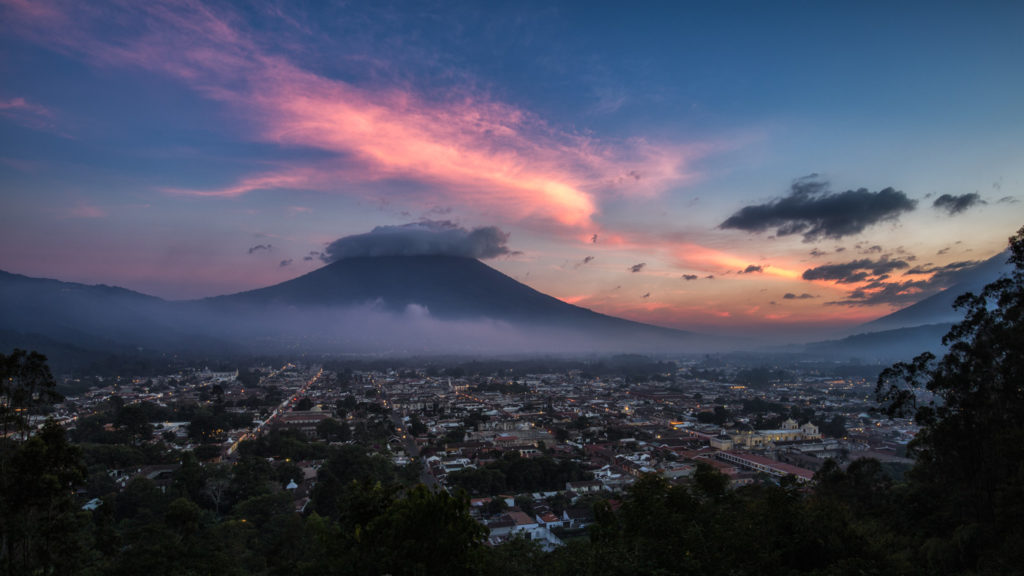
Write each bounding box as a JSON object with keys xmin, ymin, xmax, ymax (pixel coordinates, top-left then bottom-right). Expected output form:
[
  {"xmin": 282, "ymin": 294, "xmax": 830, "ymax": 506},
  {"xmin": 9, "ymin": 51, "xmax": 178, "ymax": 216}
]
[
  {"xmin": 2, "ymin": 1, "xmax": 1023, "ymax": 341},
  {"xmin": 2, "ymin": 246, "xmax": 1005, "ymax": 347}
]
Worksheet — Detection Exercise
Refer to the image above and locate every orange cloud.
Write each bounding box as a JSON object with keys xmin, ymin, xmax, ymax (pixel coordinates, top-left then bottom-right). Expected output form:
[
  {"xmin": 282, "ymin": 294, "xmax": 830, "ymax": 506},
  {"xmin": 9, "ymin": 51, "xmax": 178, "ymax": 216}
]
[{"xmin": 669, "ymin": 243, "xmax": 803, "ymax": 280}]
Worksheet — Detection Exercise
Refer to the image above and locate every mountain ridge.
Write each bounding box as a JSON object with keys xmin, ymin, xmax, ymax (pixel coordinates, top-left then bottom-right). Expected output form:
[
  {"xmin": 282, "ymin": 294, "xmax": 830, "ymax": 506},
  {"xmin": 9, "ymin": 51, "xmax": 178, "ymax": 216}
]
[
  {"xmin": 859, "ymin": 250, "xmax": 1011, "ymax": 333},
  {"xmin": 204, "ymin": 255, "xmax": 689, "ymax": 335},
  {"xmin": 0, "ymin": 256, "xmax": 706, "ymax": 365}
]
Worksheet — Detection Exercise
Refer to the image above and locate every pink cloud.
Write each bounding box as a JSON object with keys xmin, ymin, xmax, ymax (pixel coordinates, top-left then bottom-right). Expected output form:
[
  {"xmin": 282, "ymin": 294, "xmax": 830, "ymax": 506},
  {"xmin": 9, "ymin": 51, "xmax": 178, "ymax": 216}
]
[
  {"xmin": 0, "ymin": 97, "xmax": 51, "ymax": 116},
  {"xmin": 1, "ymin": 0, "xmax": 698, "ymax": 231},
  {"xmin": 69, "ymin": 203, "xmax": 106, "ymax": 218},
  {"xmin": 0, "ymin": 96, "xmax": 62, "ymax": 134}
]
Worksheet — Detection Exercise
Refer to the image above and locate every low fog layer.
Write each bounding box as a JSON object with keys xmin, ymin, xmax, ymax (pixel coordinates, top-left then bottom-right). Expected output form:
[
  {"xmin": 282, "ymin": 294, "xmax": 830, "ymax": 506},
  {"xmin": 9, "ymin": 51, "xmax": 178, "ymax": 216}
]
[
  {"xmin": 179, "ymin": 299, "xmax": 722, "ymax": 356},
  {"xmin": 0, "ymin": 265, "xmax": 724, "ymax": 367}
]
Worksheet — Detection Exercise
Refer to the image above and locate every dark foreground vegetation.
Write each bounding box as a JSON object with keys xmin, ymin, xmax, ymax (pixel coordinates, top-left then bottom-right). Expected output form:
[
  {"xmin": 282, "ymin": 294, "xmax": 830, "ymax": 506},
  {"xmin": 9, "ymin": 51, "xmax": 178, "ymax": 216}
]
[{"xmin": 2, "ymin": 228, "xmax": 1023, "ymax": 575}]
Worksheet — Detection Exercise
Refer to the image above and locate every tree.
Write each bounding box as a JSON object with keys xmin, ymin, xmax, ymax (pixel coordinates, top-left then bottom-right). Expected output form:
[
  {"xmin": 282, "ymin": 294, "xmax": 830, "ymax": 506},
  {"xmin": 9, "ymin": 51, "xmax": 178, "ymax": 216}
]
[
  {"xmin": 173, "ymin": 452, "xmax": 205, "ymax": 502},
  {"xmin": 696, "ymin": 405, "xmax": 730, "ymax": 426},
  {"xmin": 187, "ymin": 408, "xmax": 219, "ymax": 443},
  {"xmin": 408, "ymin": 415, "xmax": 427, "ymax": 437},
  {"xmin": 1, "ymin": 420, "xmax": 89, "ymax": 575},
  {"xmin": 316, "ymin": 417, "xmax": 351, "ymax": 442},
  {"xmin": 201, "ymin": 465, "xmax": 232, "ymax": 515},
  {"xmin": 817, "ymin": 414, "xmax": 847, "ymax": 439},
  {"xmin": 0, "ymin": 349, "xmax": 62, "ymax": 441},
  {"xmin": 0, "ymin": 353, "xmax": 78, "ymax": 575},
  {"xmin": 361, "ymin": 486, "xmax": 486, "ymax": 576},
  {"xmin": 877, "ymin": 226, "xmax": 1024, "ymax": 572},
  {"xmin": 115, "ymin": 404, "xmax": 153, "ymax": 446}
]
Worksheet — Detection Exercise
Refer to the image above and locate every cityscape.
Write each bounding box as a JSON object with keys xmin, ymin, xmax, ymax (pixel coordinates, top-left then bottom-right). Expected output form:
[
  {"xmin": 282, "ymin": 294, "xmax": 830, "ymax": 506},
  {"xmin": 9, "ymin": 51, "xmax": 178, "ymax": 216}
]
[
  {"xmin": 2, "ymin": 0, "xmax": 1024, "ymax": 574},
  {"xmin": 52, "ymin": 357, "xmax": 915, "ymax": 518}
]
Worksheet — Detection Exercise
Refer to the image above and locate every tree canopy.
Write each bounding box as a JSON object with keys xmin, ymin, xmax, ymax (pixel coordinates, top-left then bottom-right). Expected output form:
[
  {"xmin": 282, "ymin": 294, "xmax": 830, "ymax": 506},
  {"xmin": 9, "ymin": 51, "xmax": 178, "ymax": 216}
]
[{"xmin": 877, "ymin": 225, "xmax": 1024, "ymax": 572}]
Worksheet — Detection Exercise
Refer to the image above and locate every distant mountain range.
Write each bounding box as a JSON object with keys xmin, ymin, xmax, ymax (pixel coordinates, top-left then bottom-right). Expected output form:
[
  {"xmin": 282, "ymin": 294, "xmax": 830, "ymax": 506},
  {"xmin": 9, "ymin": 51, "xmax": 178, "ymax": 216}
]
[
  {"xmin": 0, "ymin": 255, "xmax": 714, "ymax": 369},
  {"xmin": 2, "ymin": 251, "xmax": 1013, "ymax": 370},
  {"xmin": 804, "ymin": 250, "xmax": 1013, "ymax": 361},
  {"xmin": 860, "ymin": 251, "xmax": 1011, "ymax": 332}
]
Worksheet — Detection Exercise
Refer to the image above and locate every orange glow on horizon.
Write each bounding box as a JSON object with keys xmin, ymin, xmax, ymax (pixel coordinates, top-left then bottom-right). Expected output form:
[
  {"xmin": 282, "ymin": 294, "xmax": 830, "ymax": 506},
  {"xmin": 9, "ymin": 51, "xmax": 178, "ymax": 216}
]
[{"xmin": 672, "ymin": 243, "xmax": 802, "ymax": 280}]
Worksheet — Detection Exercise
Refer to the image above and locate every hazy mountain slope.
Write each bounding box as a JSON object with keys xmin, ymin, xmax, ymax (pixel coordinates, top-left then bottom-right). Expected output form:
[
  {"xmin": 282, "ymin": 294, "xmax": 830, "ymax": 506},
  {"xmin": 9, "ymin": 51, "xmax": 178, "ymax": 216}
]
[
  {"xmin": 801, "ymin": 251, "xmax": 1012, "ymax": 362},
  {"xmin": 805, "ymin": 323, "xmax": 951, "ymax": 363},
  {"xmin": 0, "ymin": 256, "xmax": 708, "ymax": 359},
  {"xmin": 0, "ymin": 270, "xmax": 181, "ymax": 347},
  {"xmin": 204, "ymin": 255, "xmax": 692, "ymax": 337},
  {"xmin": 861, "ymin": 251, "xmax": 1011, "ymax": 332}
]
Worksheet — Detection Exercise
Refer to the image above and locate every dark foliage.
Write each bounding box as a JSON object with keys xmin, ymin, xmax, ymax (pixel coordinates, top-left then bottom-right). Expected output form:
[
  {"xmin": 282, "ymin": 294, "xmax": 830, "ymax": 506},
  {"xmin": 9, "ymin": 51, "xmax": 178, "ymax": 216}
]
[
  {"xmin": 446, "ymin": 452, "xmax": 591, "ymax": 496},
  {"xmin": 876, "ymin": 226, "xmax": 1024, "ymax": 573}
]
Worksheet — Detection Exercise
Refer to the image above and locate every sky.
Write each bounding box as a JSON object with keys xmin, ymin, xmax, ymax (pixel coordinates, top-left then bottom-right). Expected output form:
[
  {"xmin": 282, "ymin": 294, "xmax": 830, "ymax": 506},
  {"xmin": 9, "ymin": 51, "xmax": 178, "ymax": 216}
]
[{"xmin": 1, "ymin": 0, "xmax": 1022, "ymax": 340}]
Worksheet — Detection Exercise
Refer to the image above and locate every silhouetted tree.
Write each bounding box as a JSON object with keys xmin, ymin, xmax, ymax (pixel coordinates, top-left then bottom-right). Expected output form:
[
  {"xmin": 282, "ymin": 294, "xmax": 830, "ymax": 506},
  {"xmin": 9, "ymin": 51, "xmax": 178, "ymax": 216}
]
[
  {"xmin": 0, "ymin": 349, "xmax": 62, "ymax": 441},
  {"xmin": 878, "ymin": 226, "xmax": 1024, "ymax": 572}
]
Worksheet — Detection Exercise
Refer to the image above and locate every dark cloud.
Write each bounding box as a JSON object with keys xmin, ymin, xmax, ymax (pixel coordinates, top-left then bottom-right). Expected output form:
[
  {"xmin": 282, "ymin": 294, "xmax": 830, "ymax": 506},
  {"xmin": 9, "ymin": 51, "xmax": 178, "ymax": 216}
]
[
  {"xmin": 904, "ymin": 260, "xmax": 978, "ymax": 275},
  {"xmin": 591, "ymin": 234, "xmax": 599, "ymax": 244},
  {"xmin": 279, "ymin": 259, "xmax": 293, "ymax": 267},
  {"xmin": 933, "ymin": 192, "xmax": 985, "ymax": 215},
  {"xmin": 705, "ymin": 275, "xmax": 715, "ymax": 280},
  {"xmin": 720, "ymin": 176, "xmax": 916, "ymax": 241},
  {"xmin": 739, "ymin": 265, "xmax": 763, "ymax": 274},
  {"xmin": 802, "ymin": 257, "xmax": 910, "ymax": 283},
  {"xmin": 783, "ymin": 293, "xmax": 815, "ymax": 300},
  {"xmin": 904, "ymin": 260, "xmax": 981, "ymax": 285},
  {"xmin": 571, "ymin": 256, "xmax": 595, "ymax": 270},
  {"xmin": 248, "ymin": 244, "xmax": 272, "ymax": 254},
  {"xmin": 322, "ymin": 220, "xmax": 511, "ymax": 262},
  {"xmin": 824, "ymin": 258, "xmax": 985, "ymax": 307},
  {"xmin": 681, "ymin": 274, "xmax": 699, "ymax": 281},
  {"xmin": 629, "ymin": 263, "xmax": 646, "ymax": 273},
  {"xmin": 809, "ymin": 248, "xmax": 827, "ymax": 257},
  {"xmin": 997, "ymin": 196, "xmax": 1019, "ymax": 204},
  {"xmin": 641, "ymin": 292, "xmax": 650, "ymax": 299},
  {"xmin": 827, "ymin": 281, "xmax": 926, "ymax": 307}
]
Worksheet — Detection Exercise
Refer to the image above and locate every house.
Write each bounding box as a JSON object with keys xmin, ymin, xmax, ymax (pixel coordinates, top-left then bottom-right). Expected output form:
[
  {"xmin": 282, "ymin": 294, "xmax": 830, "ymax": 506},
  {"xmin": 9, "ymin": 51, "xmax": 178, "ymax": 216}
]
[
  {"xmin": 487, "ymin": 509, "xmax": 564, "ymax": 551},
  {"xmin": 565, "ymin": 480, "xmax": 603, "ymax": 493},
  {"xmin": 562, "ymin": 507, "xmax": 595, "ymax": 529},
  {"xmin": 275, "ymin": 410, "xmax": 332, "ymax": 438},
  {"xmin": 715, "ymin": 451, "xmax": 815, "ymax": 483}
]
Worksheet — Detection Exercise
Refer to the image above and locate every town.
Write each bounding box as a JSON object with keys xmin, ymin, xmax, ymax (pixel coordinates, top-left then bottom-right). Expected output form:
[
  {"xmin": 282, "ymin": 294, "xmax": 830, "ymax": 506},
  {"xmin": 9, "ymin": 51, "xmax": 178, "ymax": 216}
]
[{"xmin": 45, "ymin": 356, "xmax": 917, "ymax": 550}]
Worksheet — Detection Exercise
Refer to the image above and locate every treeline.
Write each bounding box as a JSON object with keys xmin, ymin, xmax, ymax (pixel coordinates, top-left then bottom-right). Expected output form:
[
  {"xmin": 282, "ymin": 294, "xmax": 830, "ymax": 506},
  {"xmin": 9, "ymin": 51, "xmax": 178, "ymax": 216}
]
[{"xmin": 1, "ymin": 423, "xmax": 475, "ymax": 575}]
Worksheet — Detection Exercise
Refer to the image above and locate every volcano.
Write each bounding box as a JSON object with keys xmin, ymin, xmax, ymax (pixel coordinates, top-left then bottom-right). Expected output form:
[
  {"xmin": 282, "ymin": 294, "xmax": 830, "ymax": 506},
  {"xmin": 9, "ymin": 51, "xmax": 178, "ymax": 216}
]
[
  {"xmin": 208, "ymin": 255, "xmax": 677, "ymax": 330},
  {"xmin": 0, "ymin": 255, "xmax": 705, "ymax": 363}
]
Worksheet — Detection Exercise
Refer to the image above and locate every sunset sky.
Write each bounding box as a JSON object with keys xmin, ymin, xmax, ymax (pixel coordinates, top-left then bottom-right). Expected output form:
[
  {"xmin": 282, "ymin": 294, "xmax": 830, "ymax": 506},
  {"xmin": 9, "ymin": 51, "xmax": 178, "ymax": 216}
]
[{"xmin": 1, "ymin": 0, "xmax": 1022, "ymax": 339}]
